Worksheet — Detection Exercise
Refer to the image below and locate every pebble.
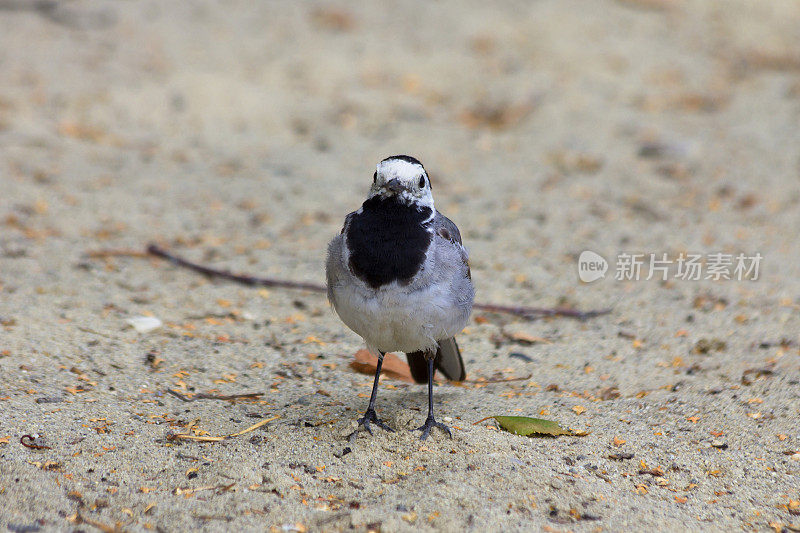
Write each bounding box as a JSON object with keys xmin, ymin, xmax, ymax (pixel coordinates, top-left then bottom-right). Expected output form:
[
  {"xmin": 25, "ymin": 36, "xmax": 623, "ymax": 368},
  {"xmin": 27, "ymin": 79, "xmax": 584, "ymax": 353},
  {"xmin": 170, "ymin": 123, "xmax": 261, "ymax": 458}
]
[{"xmin": 125, "ymin": 316, "xmax": 163, "ymax": 333}]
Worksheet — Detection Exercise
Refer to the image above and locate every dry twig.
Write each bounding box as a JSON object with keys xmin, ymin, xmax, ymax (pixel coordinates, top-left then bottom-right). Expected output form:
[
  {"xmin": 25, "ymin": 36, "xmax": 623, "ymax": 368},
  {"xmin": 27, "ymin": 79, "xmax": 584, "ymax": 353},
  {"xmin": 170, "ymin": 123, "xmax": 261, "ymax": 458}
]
[
  {"xmin": 167, "ymin": 415, "xmax": 280, "ymax": 443},
  {"xmin": 144, "ymin": 244, "xmax": 610, "ymax": 320},
  {"xmin": 86, "ymin": 248, "xmax": 151, "ymax": 259},
  {"xmin": 465, "ymin": 374, "xmax": 532, "ymax": 384},
  {"xmin": 166, "ymin": 389, "xmax": 263, "ymax": 402},
  {"xmin": 20, "ymin": 434, "xmax": 50, "ymax": 450}
]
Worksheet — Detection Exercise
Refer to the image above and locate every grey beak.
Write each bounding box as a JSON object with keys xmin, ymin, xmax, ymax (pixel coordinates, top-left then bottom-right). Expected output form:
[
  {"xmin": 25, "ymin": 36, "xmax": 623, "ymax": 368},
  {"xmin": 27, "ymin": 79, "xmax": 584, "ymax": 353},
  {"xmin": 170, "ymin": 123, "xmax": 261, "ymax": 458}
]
[{"xmin": 384, "ymin": 178, "xmax": 403, "ymax": 193}]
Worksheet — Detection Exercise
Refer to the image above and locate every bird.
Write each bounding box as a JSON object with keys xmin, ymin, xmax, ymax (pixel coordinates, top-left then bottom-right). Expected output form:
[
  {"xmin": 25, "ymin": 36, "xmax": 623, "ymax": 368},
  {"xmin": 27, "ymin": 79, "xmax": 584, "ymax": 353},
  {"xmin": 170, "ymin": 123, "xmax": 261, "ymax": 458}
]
[{"xmin": 326, "ymin": 155, "xmax": 474, "ymax": 439}]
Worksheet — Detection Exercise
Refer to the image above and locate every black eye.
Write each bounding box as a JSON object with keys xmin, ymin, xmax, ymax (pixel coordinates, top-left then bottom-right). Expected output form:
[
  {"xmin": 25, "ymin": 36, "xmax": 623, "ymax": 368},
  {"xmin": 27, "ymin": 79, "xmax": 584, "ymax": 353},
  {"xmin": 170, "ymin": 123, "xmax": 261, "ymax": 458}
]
[
  {"xmin": 373, "ymin": 171, "xmax": 377, "ymax": 183},
  {"xmin": 418, "ymin": 176, "xmax": 426, "ymax": 188}
]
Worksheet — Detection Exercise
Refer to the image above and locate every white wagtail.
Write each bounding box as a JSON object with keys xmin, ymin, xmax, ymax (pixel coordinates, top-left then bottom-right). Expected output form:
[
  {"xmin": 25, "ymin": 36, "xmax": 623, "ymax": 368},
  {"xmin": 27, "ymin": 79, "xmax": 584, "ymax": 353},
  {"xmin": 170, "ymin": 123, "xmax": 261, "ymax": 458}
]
[{"xmin": 326, "ymin": 155, "xmax": 475, "ymax": 439}]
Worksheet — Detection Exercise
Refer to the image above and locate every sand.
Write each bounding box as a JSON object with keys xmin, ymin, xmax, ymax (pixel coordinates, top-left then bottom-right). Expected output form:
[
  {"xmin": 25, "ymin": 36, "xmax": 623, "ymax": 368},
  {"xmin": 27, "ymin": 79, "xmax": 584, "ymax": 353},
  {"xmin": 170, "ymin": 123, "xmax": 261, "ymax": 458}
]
[{"xmin": 1, "ymin": 1, "xmax": 799, "ymax": 531}]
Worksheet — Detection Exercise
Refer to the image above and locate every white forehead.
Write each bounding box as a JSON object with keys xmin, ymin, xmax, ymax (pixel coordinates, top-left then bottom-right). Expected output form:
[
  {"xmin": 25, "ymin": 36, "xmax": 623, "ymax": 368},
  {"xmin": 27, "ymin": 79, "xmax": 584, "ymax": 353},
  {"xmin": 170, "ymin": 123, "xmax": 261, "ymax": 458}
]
[{"xmin": 377, "ymin": 159, "xmax": 425, "ymax": 181}]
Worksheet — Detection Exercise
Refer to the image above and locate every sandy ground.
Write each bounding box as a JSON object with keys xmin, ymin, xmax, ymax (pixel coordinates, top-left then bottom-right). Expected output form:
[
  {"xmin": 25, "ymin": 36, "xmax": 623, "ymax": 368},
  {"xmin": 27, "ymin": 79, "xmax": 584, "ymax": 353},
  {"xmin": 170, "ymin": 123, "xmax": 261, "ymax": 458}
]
[{"xmin": 2, "ymin": 1, "xmax": 800, "ymax": 531}]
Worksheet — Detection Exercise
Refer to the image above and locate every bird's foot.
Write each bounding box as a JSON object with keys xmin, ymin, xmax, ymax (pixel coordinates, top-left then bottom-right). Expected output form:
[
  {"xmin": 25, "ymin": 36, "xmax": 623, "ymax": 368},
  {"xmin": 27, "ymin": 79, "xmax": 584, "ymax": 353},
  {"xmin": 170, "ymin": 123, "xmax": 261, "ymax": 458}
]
[
  {"xmin": 349, "ymin": 409, "xmax": 394, "ymax": 440},
  {"xmin": 415, "ymin": 415, "xmax": 452, "ymax": 440}
]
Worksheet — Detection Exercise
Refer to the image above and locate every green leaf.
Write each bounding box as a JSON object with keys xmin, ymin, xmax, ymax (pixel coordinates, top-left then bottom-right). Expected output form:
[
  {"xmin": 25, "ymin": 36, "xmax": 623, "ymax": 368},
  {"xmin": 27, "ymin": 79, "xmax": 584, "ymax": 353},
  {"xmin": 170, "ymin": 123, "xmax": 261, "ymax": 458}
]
[{"xmin": 485, "ymin": 416, "xmax": 588, "ymax": 437}]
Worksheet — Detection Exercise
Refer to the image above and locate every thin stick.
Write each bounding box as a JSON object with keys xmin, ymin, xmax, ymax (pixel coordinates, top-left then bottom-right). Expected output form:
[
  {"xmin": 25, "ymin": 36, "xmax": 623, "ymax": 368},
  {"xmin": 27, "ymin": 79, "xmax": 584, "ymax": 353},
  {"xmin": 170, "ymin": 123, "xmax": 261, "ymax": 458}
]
[
  {"xmin": 144, "ymin": 244, "xmax": 610, "ymax": 320},
  {"xmin": 166, "ymin": 389, "xmax": 192, "ymax": 402},
  {"xmin": 166, "ymin": 415, "xmax": 280, "ymax": 443},
  {"xmin": 197, "ymin": 392, "xmax": 263, "ymax": 401},
  {"xmin": 86, "ymin": 249, "xmax": 151, "ymax": 259},
  {"xmin": 166, "ymin": 389, "xmax": 263, "ymax": 402},
  {"xmin": 168, "ymin": 434, "xmax": 225, "ymax": 442},
  {"xmin": 175, "ymin": 485, "xmax": 218, "ymax": 496},
  {"xmin": 76, "ymin": 513, "xmax": 126, "ymax": 533},
  {"xmin": 472, "ymin": 302, "xmax": 610, "ymax": 320},
  {"xmin": 226, "ymin": 415, "xmax": 280, "ymax": 437},
  {"xmin": 146, "ymin": 244, "xmax": 326, "ymax": 292},
  {"xmin": 20, "ymin": 434, "xmax": 51, "ymax": 450},
  {"xmin": 465, "ymin": 374, "xmax": 532, "ymax": 384}
]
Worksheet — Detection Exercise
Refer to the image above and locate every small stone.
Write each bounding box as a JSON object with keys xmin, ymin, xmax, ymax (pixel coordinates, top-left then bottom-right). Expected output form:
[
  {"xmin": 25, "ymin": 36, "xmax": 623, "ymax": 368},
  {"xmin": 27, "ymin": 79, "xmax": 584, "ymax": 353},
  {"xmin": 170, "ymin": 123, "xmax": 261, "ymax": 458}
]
[
  {"xmin": 35, "ymin": 396, "xmax": 63, "ymax": 404},
  {"xmin": 711, "ymin": 440, "xmax": 728, "ymax": 449},
  {"xmin": 608, "ymin": 452, "xmax": 634, "ymax": 461},
  {"xmin": 125, "ymin": 316, "xmax": 162, "ymax": 334},
  {"xmin": 694, "ymin": 338, "xmax": 726, "ymax": 354}
]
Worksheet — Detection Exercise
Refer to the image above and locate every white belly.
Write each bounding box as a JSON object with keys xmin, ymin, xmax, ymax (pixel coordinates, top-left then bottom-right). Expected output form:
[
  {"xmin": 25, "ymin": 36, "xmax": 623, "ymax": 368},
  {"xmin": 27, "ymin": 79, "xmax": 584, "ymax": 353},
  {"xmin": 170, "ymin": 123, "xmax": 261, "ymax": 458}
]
[{"xmin": 331, "ymin": 281, "xmax": 466, "ymax": 354}]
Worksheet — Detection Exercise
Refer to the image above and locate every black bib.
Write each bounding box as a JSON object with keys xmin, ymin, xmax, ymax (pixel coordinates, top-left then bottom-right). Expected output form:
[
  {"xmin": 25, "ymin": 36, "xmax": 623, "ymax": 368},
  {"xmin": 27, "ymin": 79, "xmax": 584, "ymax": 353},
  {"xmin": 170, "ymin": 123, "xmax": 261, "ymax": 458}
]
[{"xmin": 346, "ymin": 196, "xmax": 432, "ymax": 289}]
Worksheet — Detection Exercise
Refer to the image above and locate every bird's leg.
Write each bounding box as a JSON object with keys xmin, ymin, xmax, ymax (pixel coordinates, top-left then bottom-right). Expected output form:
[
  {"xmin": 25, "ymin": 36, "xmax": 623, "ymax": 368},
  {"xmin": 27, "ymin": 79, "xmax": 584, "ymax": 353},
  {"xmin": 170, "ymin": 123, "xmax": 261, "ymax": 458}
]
[
  {"xmin": 352, "ymin": 351, "xmax": 394, "ymax": 437},
  {"xmin": 415, "ymin": 354, "xmax": 452, "ymax": 440}
]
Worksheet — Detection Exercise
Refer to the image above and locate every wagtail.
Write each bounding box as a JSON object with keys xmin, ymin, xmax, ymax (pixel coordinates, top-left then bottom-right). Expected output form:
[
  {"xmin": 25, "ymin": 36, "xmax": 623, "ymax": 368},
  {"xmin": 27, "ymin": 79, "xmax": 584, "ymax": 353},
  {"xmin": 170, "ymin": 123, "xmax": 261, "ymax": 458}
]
[{"xmin": 326, "ymin": 155, "xmax": 474, "ymax": 439}]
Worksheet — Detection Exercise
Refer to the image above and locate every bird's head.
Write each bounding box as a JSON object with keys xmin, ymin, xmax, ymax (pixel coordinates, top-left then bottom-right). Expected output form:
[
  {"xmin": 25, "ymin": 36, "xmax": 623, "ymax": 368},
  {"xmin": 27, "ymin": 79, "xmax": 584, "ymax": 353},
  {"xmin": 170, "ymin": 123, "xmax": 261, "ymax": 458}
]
[{"xmin": 368, "ymin": 155, "xmax": 433, "ymax": 209}]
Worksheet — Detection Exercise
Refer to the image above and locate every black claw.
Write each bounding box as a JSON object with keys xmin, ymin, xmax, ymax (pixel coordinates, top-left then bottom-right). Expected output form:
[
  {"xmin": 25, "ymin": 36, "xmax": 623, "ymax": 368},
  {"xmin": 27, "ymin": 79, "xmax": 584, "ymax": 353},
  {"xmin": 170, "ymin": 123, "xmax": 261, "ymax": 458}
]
[
  {"xmin": 415, "ymin": 416, "xmax": 452, "ymax": 440},
  {"xmin": 351, "ymin": 408, "xmax": 394, "ymax": 439}
]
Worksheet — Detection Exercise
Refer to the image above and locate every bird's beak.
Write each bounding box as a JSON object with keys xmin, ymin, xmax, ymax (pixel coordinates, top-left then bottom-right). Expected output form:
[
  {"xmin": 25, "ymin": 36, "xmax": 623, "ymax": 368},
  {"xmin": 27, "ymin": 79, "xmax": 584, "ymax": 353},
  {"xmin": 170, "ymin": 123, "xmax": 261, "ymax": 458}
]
[{"xmin": 384, "ymin": 178, "xmax": 403, "ymax": 194}]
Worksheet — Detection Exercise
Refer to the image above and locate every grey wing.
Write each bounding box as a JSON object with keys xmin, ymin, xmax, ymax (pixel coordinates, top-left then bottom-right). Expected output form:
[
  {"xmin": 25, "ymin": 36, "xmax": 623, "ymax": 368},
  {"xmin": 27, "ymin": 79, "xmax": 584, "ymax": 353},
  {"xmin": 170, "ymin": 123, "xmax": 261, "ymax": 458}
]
[
  {"xmin": 433, "ymin": 211, "xmax": 463, "ymax": 245},
  {"xmin": 429, "ymin": 211, "xmax": 472, "ymax": 381},
  {"xmin": 433, "ymin": 210, "xmax": 470, "ymax": 278}
]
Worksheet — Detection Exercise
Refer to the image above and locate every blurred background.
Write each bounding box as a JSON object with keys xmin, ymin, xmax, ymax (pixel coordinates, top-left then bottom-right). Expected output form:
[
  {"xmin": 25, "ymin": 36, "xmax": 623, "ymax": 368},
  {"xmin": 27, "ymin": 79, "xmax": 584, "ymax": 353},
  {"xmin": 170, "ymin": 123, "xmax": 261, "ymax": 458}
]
[
  {"xmin": 3, "ymin": 1, "xmax": 800, "ymax": 294},
  {"xmin": 3, "ymin": 0, "xmax": 800, "ymax": 347}
]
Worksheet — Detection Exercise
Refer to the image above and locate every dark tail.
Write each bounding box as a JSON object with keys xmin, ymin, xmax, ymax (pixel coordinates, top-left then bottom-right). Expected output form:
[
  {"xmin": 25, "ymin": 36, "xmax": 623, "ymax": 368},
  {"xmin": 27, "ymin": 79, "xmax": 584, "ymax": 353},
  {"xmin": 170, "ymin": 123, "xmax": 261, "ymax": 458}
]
[{"xmin": 406, "ymin": 337, "xmax": 466, "ymax": 383}]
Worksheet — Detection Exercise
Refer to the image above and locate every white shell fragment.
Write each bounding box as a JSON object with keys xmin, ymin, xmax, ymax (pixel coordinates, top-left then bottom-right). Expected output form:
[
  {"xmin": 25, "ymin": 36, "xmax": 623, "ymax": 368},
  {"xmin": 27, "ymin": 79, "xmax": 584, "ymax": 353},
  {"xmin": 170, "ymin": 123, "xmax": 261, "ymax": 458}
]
[{"xmin": 125, "ymin": 316, "xmax": 163, "ymax": 333}]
